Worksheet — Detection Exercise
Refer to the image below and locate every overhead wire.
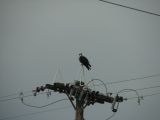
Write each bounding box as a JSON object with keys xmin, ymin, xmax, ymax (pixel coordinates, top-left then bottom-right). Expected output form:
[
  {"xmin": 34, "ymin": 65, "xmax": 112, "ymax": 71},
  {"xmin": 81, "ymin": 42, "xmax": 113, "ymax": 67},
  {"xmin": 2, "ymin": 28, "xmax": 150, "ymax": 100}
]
[
  {"xmin": 0, "ymin": 90, "xmax": 32, "ymax": 100},
  {"xmin": 107, "ymin": 73, "xmax": 160, "ymax": 85},
  {"xmin": 125, "ymin": 91, "xmax": 160, "ymax": 101},
  {"xmin": 0, "ymin": 94, "xmax": 33, "ymax": 102},
  {"xmin": 105, "ymin": 90, "xmax": 160, "ymax": 120},
  {"xmin": 19, "ymin": 91, "xmax": 68, "ymax": 108},
  {"xmin": 0, "ymin": 90, "xmax": 53, "ymax": 102},
  {"xmin": 106, "ymin": 88, "xmax": 160, "ymax": 120},
  {"xmin": 92, "ymin": 73, "xmax": 160, "ymax": 87},
  {"xmin": 2, "ymin": 85, "xmax": 160, "ymax": 103},
  {"xmin": 99, "ymin": 0, "xmax": 160, "ymax": 17},
  {"xmin": 1, "ymin": 91, "xmax": 160, "ymax": 120},
  {"xmin": 1, "ymin": 76, "xmax": 160, "ymax": 119},
  {"xmin": 135, "ymin": 85, "xmax": 160, "ymax": 91},
  {"xmin": 1, "ymin": 73, "xmax": 160, "ymax": 102},
  {"xmin": 1, "ymin": 85, "xmax": 160, "ymax": 103},
  {"xmin": 21, "ymin": 98, "xmax": 68, "ymax": 108},
  {"xmin": 110, "ymin": 85, "xmax": 160, "ymax": 95},
  {"xmin": 117, "ymin": 89, "xmax": 141, "ymax": 105}
]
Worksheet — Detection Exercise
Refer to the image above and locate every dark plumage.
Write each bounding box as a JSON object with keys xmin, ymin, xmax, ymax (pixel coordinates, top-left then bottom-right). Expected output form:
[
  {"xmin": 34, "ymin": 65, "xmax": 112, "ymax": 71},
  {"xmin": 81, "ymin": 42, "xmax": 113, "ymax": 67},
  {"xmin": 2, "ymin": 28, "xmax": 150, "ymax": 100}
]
[{"xmin": 79, "ymin": 53, "xmax": 91, "ymax": 70}]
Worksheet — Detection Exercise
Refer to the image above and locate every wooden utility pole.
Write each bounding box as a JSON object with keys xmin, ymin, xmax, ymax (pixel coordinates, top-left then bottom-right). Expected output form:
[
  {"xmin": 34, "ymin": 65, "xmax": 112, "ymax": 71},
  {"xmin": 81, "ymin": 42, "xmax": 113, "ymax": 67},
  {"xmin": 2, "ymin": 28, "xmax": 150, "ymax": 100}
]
[{"xmin": 75, "ymin": 100, "xmax": 84, "ymax": 120}]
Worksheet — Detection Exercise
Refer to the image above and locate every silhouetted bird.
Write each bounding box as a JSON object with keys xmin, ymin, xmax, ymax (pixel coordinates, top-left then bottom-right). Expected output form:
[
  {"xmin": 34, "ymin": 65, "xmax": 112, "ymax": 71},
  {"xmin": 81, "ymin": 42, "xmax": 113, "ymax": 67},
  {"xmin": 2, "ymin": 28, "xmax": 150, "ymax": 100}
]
[{"xmin": 79, "ymin": 53, "xmax": 91, "ymax": 70}]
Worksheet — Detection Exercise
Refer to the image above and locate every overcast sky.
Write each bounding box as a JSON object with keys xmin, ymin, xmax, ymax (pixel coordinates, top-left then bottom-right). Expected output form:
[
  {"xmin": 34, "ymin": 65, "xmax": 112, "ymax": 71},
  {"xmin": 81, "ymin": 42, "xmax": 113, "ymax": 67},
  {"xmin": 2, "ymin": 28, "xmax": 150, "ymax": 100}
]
[{"xmin": 1, "ymin": 0, "xmax": 160, "ymax": 120}]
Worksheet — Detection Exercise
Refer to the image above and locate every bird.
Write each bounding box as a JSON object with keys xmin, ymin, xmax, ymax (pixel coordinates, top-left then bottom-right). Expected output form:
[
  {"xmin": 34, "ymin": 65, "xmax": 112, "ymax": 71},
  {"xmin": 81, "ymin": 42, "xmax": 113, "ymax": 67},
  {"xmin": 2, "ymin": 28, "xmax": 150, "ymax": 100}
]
[{"xmin": 79, "ymin": 53, "xmax": 91, "ymax": 70}]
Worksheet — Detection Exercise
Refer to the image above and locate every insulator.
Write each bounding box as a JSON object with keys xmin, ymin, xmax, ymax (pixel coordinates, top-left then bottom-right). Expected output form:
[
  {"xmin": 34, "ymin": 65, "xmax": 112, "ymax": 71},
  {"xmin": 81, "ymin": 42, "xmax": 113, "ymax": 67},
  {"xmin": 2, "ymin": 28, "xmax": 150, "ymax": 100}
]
[
  {"xmin": 119, "ymin": 96, "xmax": 123, "ymax": 102},
  {"xmin": 140, "ymin": 95, "xmax": 144, "ymax": 100},
  {"xmin": 33, "ymin": 91, "xmax": 37, "ymax": 96},
  {"xmin": 112, "ymin": 97, "xmax": 116, "ymax": 110},
  {"xmin": 40, "ymin": 86, "xmax": 45, "ymax": 91},
  {"xmin": 112, "ymin": 109, "xmax": 117, "ymax": 112},
  {"xmin": 32, "ymin": 90, "xmax": 37, "ymax": 96},
  {"xmin": 138, "ymin": 98, "xmax": 141, "ymax": 105},
  {"xmin": 46, "ymin": 90, "xmax": 51, "ymax": 97},
  {"xmin": 75, "ymin": 80, "xmax": 80, "ymax": 86},
  {"xmin": 80, "ymin": 81, "xmax": 85, "ymax": 86},
  {"xmin": 116, "ymin": 96, "xmax": 123, "ymax": 102},
  {"xmin": 19, "ymin": 92, "xmax": 24, "ymax": 101},
  {"xmin": 36, "ymin": 87, "xmax": 40, "ymax": 92}
]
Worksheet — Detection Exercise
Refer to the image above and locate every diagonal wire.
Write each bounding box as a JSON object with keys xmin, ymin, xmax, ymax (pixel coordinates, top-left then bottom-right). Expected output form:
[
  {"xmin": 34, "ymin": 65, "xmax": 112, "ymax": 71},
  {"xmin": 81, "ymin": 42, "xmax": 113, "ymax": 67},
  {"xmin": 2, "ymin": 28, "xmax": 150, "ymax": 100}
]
[{"xmin": 99, "ymin": 0, "xmax": 160, "ymax": 17}]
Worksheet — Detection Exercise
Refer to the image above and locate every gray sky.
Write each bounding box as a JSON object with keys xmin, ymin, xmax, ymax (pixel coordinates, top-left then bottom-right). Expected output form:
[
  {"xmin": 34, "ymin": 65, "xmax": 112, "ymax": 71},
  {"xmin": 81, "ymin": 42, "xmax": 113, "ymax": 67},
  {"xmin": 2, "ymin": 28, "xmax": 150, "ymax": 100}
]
[{"xmin": 1, "ymin": 0, "xmax": 160, "ymax": 120}]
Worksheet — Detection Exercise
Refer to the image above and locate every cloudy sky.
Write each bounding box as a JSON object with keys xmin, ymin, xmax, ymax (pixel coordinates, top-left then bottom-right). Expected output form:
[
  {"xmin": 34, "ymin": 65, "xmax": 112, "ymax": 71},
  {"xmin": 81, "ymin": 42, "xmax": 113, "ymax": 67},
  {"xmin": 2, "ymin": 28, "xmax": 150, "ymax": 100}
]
[{"xmin": 1, "ymin": 0, "xmax": 160, "ymax": 120}]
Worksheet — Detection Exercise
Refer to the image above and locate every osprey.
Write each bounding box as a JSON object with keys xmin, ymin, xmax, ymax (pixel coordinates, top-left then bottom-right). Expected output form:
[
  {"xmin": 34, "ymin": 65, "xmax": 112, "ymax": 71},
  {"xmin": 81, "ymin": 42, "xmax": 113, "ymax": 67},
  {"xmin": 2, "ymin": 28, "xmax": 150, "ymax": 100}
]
[{"xmin": 79, "ymin": 53, "xmax": 91, "ymax": 70}]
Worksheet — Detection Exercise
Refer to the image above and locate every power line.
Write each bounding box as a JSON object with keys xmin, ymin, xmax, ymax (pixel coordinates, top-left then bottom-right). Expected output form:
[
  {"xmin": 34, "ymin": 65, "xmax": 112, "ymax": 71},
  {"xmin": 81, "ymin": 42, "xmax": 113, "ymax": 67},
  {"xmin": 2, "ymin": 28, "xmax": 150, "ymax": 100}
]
[
  {"xmin": 107, "ymin": 73, "xmax": 160, "ymax": 85},
  {"xmin": 1, "ymin": 84, "xmax": 160, "ymax": 103},
  {"xmin": 0, "ymin": 90, "xmax": 32, "ymax": 100},
  {"xmin": 0, "ymin": 84, "xmax": 47, "ymax": 100},
  {"xmin": 0, "ymin": 94, "xmax": 32, "ymax": 102},
  {"xmin": 136, "ymin": 85, "xmax": 160, "ymax": 91},
  {"xmin": 1, "ymin": 73, "xmax": 160, "ymax": 102},
  {"xmin": 0, "ymin": 105, "xmax": 72, "ymax": 120},
  {"xmin": 21, "ymin": 98, "xmax": 68, "ymax": 108},
  {"xmin": 0, "ymin": 91, "xmax": 51, "ymax": 102},
  {"xmin": 126, "ymin": 92, "xmax": 160, "ymax": 100},
  {"xmin": 111, "ymin": 85, "xmax": 160, "ymax": 95},
  {"xmin": 99, "ymin": 0, "xmax": 160, "ymax": 17},
  {"xmin": 1, "ymin": 91, "xmax": 160, "ymax": 120}
]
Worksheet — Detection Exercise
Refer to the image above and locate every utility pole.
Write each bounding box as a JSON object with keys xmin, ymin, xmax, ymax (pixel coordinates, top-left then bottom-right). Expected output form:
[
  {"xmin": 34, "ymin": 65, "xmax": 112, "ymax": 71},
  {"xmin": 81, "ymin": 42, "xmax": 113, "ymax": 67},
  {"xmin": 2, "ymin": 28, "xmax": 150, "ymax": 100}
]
[
  {"xmin": 75, "ymin": 100, "xmax": 84, "ymax": 120},
  {"xmin": 24, "ymin": 54, "xmax": 141, "ymax": 120},
  {"xmin": 33, "ymin": 81, "xmax": 123, "ymax": 120}
]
